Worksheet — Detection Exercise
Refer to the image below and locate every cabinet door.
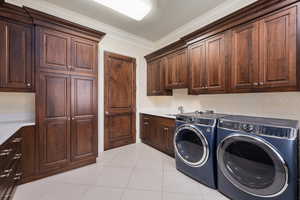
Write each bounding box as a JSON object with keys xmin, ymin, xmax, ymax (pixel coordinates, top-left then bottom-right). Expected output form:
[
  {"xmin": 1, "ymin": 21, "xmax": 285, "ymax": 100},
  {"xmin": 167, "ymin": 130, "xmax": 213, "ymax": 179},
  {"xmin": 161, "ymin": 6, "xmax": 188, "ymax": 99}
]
[
  {"xmin": 165, "ymin": 53, "xmax": 177, "ymax": 88},
  {"xmin": 71, "ymin": 37, "xmax": 97, "ymax": 75},
  {"xmin": 176, "ymin": 49, "xmax": 188, "ymax": 88},
  {"xmin": 0, "ymin": 21, "xmax": 33, "ymax": 90},
  {"xmin": 188, "ymin": 41, "xmax": 207, "ymax": 94},
  {"xmin": 147, "ymin": 59, "xmax": 171, "ymax": 96},
  {"xmin": 38, "ymin": 72, "xmax": 71, "ymax": 173},
  {"xmin": 206, "ymin": 34, "xmax": 226, "ymax": 92},
  {"xmin": 71, "ymin": 76, "xmax": 97, "ymax": 161},
  {"xmin": 20, "ymin": 126, "xmax": 37, "ymax": 182},
  {"xmin": 147, "ymin": 60, "xmax": 159, "ymax": 95},
  {"xmin": 165, "ymin": 126, "xmax": 175, "ymax": 156},
  {"xmin": 140, "ymin": 115, "xmax": 151, "ymax": 142},
  {"xmin": 259, "ymin": 7, "xmax": 297, "ymax": 88},
  {"xmin": 231, "ymin": 22, "xmax": 259, "ymax": 91},
  {"xmin": 37, "ymin": 27, "xmax": 71, "ymax": 72}
]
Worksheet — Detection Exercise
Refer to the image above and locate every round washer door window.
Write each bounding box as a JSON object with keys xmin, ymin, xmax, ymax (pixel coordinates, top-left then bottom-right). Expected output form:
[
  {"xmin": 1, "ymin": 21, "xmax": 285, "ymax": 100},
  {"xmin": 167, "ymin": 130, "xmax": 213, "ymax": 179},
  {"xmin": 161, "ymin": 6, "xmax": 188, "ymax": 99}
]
[
  {"xmin": 174, "ymin": 125, "xmax": 209, "ymax": 167},
  {"xmin": 217, "ymin": 135, "xmax": 288, "ymax": 197}
]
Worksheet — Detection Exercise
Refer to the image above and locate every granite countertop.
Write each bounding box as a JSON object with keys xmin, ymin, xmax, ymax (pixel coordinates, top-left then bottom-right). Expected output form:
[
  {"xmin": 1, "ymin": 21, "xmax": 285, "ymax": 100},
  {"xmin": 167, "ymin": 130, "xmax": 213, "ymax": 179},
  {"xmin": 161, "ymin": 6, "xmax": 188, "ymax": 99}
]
[
  {"xmin": 0, "ymin": 113, "xmax": 35, "ymax": 146},
  {"xmin": 140, "ymin": 111, "xmax": 177, "ymax": 119}
]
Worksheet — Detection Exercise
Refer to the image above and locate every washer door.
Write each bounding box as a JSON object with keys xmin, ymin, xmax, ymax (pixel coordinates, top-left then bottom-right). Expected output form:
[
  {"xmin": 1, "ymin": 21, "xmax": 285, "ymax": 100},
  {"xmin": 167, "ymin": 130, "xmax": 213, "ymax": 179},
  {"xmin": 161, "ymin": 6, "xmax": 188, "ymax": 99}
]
[
  {"xmin": 174, "ymin": 125, "xmax": 209, "ymax": 167},
  {"xmin": 217, "ymin": 134, "xmax": 288, "ymax": 198}
]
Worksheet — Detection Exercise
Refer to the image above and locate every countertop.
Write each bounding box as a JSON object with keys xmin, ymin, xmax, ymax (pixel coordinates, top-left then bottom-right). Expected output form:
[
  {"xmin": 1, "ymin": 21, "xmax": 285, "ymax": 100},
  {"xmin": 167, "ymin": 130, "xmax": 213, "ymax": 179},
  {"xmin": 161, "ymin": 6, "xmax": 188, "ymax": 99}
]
[
  {"xmin": 0, "ymin": 116, "xmax": 35, "ymax": 146},
  {"xmin": 140, "ymin": 111, "xmax": 177, "ymax": 119}
]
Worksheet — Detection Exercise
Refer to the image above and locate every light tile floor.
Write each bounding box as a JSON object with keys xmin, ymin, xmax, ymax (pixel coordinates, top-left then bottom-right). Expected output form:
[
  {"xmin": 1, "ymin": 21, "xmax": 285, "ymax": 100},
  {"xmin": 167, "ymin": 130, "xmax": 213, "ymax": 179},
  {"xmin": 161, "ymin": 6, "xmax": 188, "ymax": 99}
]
[{"xmin": 14, "ymin": 143, "xmax": 230, "ymax": 200}]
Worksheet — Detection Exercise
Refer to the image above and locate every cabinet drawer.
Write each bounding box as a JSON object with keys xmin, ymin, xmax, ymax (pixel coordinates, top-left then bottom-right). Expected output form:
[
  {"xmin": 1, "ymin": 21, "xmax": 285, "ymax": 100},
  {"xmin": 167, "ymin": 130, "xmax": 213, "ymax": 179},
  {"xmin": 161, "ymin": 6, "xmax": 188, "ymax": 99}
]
[
  {"xmin": 0, "ymin": 136, "xmax": 22, "ymax": 170},
  {"xmin": 1, "ymin": 160, "xmax": 21, "ymax": 200}
]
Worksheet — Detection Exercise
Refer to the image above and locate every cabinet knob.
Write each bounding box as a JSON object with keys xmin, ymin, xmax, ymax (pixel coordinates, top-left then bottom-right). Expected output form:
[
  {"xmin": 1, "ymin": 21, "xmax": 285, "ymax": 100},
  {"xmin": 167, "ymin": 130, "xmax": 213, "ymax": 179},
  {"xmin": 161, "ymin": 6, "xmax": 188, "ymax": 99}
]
[
  {"xmin": 259, "ymin": 82, "xmax": 264, "ymax": 86},
  {"xmin": 26, "ymin": 83, "xmax": 31, "ymax": 87},
  {"xmin": 144, "ymin": 122, "xmax": 149, "ymax": 125},
  {"xmin": 253, "ymin": 82, "xmax": 258, "ymax": 86}
]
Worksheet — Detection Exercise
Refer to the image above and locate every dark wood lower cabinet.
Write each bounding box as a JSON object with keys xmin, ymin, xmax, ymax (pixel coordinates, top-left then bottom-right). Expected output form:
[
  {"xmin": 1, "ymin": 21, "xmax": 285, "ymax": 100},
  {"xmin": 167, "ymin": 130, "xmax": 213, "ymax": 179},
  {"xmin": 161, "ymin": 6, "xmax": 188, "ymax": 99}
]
[
  {"xmin": 0, "ymin": 130, "xmax": 22, "ymax": 200},
  {"xmin": 20, "ymin": 126, "xmax": 37, "ymax": 183},
  {"xmin": 140, "ymin": 114, "xmax": 175, "ymax": 157}
]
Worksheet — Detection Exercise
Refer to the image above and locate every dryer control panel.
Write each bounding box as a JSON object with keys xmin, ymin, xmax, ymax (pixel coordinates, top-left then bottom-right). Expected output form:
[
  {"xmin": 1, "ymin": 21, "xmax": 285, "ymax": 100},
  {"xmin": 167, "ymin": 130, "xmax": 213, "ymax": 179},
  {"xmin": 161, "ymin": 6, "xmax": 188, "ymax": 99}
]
[{"xmin": 218, "ymin": 120, "xmax": 297, "ymax": 140}]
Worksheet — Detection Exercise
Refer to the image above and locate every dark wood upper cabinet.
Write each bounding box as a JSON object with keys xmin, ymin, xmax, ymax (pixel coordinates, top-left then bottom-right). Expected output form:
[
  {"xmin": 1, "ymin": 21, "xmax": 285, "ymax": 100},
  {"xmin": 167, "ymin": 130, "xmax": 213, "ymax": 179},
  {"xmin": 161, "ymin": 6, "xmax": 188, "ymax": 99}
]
[
  {"xmin": 71, "ymin": 76, "xmax": 98, "ymax": 161},
  {"xmin": 147, "ymin": 58, "xmax": 172, "ymax": 96},
  {"xmin": 146, "ymin": 1, "xmax": 300, "ymax": 95},
  {"xmin": 230, "ymin": 22, "xmax": 259, "ymax": 91},
  {"xmin": 38, "ymin": 72, "xmax": 71, "ymax": 173},
  {"xmin": 37, "ymin": 27, "xmax": 71, "ymax": 73},
  {"xmin": 165, "ymin": 49, "xmax": 188, "ymax": 89},
  {"xmin": 71, "ymin": 37, "xmax": 98, "ymax": 75},
  {"xmin": 188, "ymin": 41, "xmax": 207, "ymax": 94},
  {"xmin": 165, "ymin": 53, "xmax": 177, "ymax": 89},
  {"xmin": 188, "ymin": 33, "xmax": 226, "ymax": 94},
  {"xmin": 206, "ymin": 34, "xmax": 226, "ymax": 92},
  {"xmin": 0, "ymin": 20, "xmax": 33, "ymax": 91},
  {"xmin": 176, "ymin": 49, "xmax": 188, "ymax": 88},
  {"xmin": 259, "ymin": 6, "xmax": 297, "ymax": 89},
  {"xmin": 37, "ymin": 27, "xmax": 98, "ymax": 75}
]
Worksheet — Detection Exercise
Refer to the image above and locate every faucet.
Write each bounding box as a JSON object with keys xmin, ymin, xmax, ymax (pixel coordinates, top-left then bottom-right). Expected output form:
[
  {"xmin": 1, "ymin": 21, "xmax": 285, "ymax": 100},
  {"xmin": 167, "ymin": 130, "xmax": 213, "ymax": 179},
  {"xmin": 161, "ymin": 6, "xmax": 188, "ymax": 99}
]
[{"xmin": 178, "ymin": 106, "xmax": 184, "ymax": 114}]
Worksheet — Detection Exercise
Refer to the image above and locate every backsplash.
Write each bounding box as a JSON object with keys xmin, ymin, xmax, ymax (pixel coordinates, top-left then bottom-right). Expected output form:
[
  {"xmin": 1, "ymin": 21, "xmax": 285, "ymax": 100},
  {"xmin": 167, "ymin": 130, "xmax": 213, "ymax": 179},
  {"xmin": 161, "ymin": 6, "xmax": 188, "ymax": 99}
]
[
  {"xmin": 0, "ymin": 93, "xmax": 35, "ymax": 117},
  {"xmin": 141, "ymin": 89, "xmax": 300, "ymax": 121}
]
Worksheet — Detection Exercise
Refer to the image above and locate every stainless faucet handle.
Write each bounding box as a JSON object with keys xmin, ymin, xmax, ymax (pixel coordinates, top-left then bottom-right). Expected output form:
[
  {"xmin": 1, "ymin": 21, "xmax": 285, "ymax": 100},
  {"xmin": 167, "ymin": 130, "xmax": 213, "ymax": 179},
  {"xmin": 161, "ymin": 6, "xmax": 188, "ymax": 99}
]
[{"xmin": 178, "ymin": 106, "xmax": 184, "ymax": 114}]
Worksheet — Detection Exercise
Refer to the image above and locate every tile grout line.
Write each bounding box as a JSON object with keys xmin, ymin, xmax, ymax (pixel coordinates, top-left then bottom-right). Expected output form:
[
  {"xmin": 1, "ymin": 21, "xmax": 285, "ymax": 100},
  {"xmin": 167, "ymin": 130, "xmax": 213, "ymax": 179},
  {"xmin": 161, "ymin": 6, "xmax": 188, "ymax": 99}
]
[
  {"xmin": 119, "ymin": 151, "xmax": 139, "ymax": 200},
  {"xmin": 161, "ymin": 155, "xmax": 165, "ymax": 200}
]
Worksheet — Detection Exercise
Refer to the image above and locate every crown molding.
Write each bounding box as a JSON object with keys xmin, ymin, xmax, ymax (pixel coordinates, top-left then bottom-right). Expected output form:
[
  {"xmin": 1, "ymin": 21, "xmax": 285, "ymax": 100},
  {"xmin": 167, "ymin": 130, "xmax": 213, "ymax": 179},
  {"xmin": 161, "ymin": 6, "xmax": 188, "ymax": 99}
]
[
  {"xmin": 5, "ymin": 0, "xmax": 155, "ymax": 50},
  {"xmin": 154, "ymin": 0, "xmax": 257, "ymax": 48}
]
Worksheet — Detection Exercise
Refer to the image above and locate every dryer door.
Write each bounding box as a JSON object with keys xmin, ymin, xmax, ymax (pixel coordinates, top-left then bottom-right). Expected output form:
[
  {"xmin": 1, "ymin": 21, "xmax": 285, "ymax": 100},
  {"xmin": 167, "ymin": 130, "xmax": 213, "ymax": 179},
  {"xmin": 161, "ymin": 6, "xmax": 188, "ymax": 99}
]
[
  {"xmin": 217, "ymin": 134, "xmax": 288, "ymax": 198},
  {"xmin": 174, "ymin": 125, "xmax": 209, "ymax": 167}
]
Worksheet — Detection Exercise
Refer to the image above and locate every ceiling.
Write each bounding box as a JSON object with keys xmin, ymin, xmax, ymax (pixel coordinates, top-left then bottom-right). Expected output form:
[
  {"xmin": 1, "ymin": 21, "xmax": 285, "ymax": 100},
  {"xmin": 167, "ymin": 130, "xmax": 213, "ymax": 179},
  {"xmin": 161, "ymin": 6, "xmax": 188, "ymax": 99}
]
[{"xmin": 42, "ymin": 0, "xmax": 226, "ymax": 41}]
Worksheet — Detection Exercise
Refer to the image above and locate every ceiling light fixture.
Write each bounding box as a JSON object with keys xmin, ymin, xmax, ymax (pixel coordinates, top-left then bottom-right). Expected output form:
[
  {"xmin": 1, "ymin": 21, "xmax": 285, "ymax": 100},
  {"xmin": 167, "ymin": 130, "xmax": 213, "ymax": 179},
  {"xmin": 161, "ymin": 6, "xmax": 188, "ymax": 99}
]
[{"xmin": 93, "ymin": 0, "xmax": 152, "ymax": 21}]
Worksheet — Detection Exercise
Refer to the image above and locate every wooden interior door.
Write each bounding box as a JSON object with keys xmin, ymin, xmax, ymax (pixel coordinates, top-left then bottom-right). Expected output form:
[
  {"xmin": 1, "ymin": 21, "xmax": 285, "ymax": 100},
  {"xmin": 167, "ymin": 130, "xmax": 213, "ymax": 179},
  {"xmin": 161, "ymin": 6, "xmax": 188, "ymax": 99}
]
[
  {"xmin": 38, "ymin": 72, "xmax": 71, "ymax": 173},
  {"xmin": 104, "ymin": 52, "xmax": 136, "ymax": 150},
  {"xmin": 231, "ymin": 22, "xmax": 259, "ymax": 91},
  {"xmin": 188, "ymin": 41, "xmax": 207, "ymax": 94},
  {"xmin": 0, "ymin": 21, "xmax": 33, "ymax": 89},
  {"xmin": 71, "ymin": 76, "xmax": 97, "ymax": 161},
  {"xmin": 259, "ymin": 7, "xmax": 297, "ymax": 88},
  {"xmin": 206, "ymin": 34, "xmax": 226, "ymax": 92}
]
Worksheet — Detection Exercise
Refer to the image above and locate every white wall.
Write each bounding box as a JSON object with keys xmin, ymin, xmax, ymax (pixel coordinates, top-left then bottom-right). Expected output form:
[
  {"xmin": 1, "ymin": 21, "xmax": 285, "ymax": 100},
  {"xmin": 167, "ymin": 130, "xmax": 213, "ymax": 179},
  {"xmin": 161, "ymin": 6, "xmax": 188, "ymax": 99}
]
[{"xmin": 0, "ymin": 92, "xmax": 35, "ymax": 114}]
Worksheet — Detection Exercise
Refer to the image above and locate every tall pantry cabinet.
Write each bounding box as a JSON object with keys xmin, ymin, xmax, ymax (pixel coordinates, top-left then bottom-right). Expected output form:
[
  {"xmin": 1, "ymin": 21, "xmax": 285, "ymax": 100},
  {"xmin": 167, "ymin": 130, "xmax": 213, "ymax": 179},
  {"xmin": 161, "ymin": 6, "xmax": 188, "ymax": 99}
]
[{"xmin": 25, "ymin": 8, "xmax": 105, "ymax": 179}]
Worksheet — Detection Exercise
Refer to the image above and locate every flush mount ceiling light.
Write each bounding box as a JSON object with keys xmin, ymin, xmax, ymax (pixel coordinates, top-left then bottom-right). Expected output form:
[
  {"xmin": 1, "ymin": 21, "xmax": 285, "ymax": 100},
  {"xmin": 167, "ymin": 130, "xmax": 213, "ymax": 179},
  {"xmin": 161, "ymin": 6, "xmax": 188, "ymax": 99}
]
[{"xmin": 93, "ymin": 0, "xmax": 152, "ymax": 21}]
